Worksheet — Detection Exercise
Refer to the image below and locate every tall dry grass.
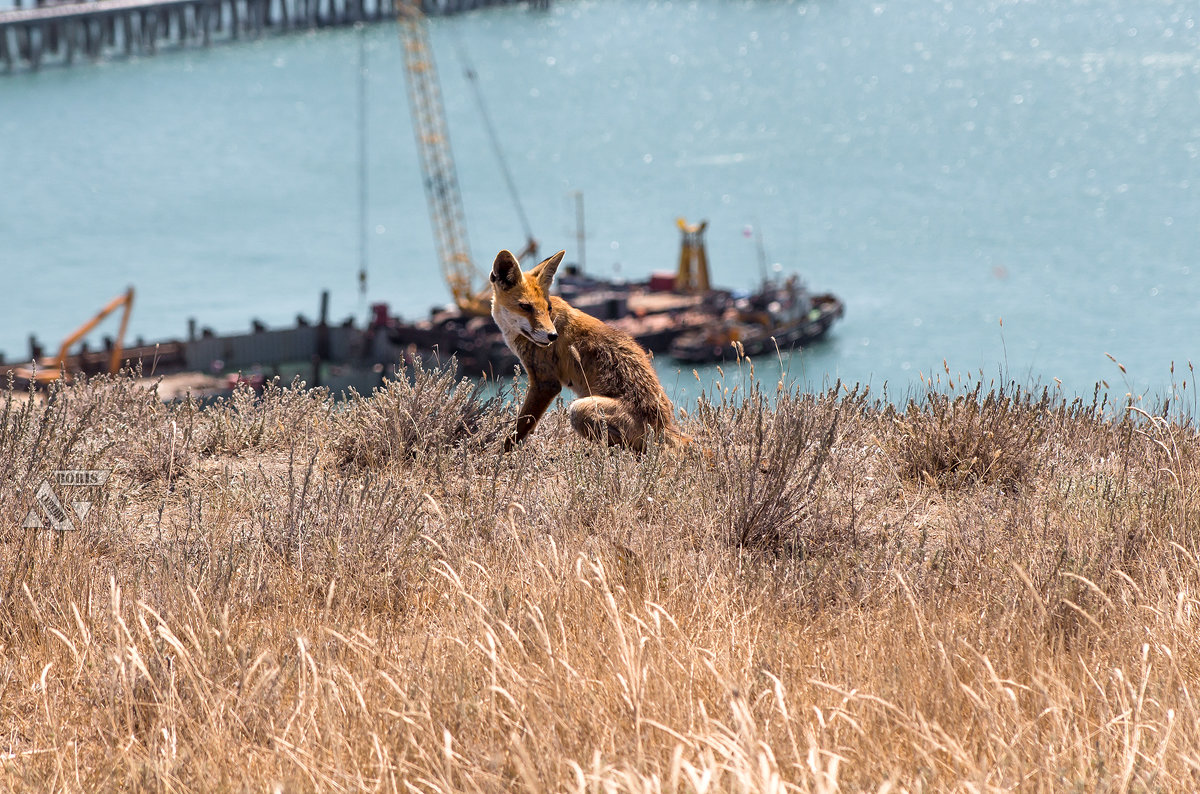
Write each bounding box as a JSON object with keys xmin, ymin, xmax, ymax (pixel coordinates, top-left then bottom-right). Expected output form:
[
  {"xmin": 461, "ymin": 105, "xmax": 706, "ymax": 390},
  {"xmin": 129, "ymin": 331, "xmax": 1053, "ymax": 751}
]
[{"xmin": 2, "ymin": 361, "xmax": 1199, "ymax": 792}]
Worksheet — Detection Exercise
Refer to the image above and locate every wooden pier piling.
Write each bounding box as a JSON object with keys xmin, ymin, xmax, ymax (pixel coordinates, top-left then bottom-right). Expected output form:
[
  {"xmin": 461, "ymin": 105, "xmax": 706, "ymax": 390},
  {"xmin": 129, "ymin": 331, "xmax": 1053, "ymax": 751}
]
[{"xmin": 0, "ymin": 0, "xmax": 530, "ymax": 72}]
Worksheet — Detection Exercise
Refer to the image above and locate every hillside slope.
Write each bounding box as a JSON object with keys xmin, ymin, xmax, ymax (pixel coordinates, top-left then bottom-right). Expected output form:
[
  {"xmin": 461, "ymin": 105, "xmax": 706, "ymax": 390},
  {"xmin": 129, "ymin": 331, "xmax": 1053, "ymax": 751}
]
[{"xmin": 2, "ymin": 364, "xmax": 1198, "ymax": 791}]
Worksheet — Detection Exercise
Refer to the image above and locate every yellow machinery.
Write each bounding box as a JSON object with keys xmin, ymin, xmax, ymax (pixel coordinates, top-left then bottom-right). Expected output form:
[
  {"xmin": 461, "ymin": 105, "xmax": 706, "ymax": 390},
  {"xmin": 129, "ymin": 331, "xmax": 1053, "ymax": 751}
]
[
  {"xmin": 397, "ymin": 3, "xmax": 534, "ymax": 317},
  {"xmin": 675, "ymin": 217, "xmax": 711, "ymax": 293},
  {"xmin": 16, "ymin": 287, "xmax": 135, "ymax": 384}
]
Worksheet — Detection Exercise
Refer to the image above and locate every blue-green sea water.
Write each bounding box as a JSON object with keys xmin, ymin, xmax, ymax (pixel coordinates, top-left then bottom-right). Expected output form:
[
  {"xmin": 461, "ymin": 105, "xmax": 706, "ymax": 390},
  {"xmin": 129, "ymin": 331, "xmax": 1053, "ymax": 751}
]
[{"xmin": 2, "ymin": 0, "xmax": 1198, "ymax": 404}]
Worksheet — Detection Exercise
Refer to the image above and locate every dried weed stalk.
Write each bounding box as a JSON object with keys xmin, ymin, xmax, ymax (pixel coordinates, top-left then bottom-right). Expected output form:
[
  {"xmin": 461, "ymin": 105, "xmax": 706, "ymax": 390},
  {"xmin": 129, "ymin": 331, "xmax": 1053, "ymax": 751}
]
[{"xmin": 2, "ymin": 365, "xmax": 1199, "ymax": 792}]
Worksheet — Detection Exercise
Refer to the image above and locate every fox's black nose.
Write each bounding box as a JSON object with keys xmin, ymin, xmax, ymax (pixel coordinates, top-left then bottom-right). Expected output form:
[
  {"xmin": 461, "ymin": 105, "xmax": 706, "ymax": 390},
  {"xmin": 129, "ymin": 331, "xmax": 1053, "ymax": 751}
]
[{"xmin": 547, "ymin": 332, "xmax": 559, "ymax": 342}]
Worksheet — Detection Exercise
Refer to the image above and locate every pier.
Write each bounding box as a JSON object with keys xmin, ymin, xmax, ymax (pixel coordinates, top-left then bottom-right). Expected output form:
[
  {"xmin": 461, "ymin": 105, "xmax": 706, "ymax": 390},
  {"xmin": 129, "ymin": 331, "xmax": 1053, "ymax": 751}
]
[{"xmin": 0, "ymin": 0, "xmax": 537, "ymax": 71}]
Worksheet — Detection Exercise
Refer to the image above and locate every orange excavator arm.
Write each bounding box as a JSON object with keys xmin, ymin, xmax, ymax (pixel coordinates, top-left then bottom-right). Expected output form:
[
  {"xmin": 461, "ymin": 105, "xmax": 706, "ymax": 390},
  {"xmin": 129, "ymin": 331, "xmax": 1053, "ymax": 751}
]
[{"xmin": 19, "ymin": 287, "xmax": 135, "ymax": 383}]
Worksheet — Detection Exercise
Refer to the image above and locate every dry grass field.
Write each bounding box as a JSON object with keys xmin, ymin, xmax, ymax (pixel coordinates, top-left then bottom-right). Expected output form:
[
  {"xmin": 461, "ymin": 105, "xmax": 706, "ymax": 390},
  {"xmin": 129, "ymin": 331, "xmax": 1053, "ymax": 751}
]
[{"xmin": 2, "ymin": 360, "xmax": 1199, "ymax": 792}]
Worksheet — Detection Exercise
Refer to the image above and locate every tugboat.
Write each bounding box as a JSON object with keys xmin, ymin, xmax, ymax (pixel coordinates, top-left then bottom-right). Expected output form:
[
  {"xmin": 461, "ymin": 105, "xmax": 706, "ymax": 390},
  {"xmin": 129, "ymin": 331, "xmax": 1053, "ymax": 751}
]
[
  {"xmin": 666, "ymin": 220, "xmax": 844, "ymax": 363},
  {"xmin": 667, "ymin": 278, "xmax": 844, "ymax": 363}
]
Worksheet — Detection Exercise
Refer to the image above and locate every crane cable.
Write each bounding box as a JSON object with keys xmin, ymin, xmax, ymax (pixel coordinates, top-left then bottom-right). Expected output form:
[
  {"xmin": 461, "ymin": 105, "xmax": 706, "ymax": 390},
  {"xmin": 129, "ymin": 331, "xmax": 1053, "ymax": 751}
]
[
  {"xmin": 450, "ymin": 32, "xmax": 536, "ymax": 252},
  {"xmin": 357, "ymin": 23, "xmax": 369, "ymax": 298}
]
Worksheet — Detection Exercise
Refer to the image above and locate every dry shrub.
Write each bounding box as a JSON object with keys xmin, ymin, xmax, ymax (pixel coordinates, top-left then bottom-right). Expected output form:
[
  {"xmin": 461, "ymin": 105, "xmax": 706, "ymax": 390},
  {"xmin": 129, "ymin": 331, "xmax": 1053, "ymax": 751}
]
[
  {"xmin": 696, "ymin": 375, "xmax": 845, "ymax": 552},
  {"xmin": 891, "ymin": 380, "xmax": 1052, "ymax": 491},
  {"xmin": 251, "ymin": 446, "xmax": 430, "ymax": 576},
  {"xmin": 523, "ymin": 420, "xmax": 675, "ymax": 538},
  {"xmin": 196, "ymin": 376, "xmax": 332, "ymax": 457},
  {"xmin": 65, "ymin": 374, "xmax": 198, "ymax": 486},
  {"xmin": 0, "ymin": 374, "xmax": 199, "ymax": 507},
  {"xmin": 0, "ymin": 381, "xmax": 86, "ymax": 525},
  {"xmin": 331, "ymin": 359, "xmax": 503, "ymax": 470}
]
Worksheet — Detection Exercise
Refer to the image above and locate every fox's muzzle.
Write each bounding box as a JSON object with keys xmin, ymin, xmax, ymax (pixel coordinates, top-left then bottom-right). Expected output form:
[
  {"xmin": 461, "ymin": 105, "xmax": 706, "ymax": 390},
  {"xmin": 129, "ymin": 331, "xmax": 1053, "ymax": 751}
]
[{"xmin": 526, "ymin": 327, "xmax": 557, "ymax": 346}]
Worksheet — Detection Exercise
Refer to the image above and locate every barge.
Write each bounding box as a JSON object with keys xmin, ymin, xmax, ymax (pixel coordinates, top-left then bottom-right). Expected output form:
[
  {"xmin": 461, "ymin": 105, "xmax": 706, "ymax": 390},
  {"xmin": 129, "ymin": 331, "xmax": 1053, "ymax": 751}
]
[{"xmin": 1, "ymin": 219, "xmax": 843, "ymax": 398}]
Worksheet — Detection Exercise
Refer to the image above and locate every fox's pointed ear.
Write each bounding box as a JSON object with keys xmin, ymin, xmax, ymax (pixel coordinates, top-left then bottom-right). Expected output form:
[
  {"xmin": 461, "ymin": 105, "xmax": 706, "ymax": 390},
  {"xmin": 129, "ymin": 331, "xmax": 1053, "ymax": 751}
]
[
  {"xmin": 491, "ymin": 250, "xmax": 522, "ymax": 290},
  {"xmin": 530, "ymin": 250, "xmax": 565, "ymax": 289}
]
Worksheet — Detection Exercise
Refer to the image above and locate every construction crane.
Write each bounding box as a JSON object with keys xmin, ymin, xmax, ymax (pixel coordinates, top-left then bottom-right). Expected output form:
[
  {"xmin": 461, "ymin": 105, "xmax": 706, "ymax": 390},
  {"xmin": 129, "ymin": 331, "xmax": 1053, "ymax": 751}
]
[
  {"xmin": 16, "ymin": 287, "xmax": 135, "ymax": 384},
  {"xmin": 396, "ymin": 2, "xmax": 535, "ymax": 317}
]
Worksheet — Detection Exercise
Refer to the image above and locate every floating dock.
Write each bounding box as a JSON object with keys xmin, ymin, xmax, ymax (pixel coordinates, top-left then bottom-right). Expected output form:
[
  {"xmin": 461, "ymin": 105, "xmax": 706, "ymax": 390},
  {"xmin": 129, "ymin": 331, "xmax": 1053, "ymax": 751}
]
[{"xmin": 1, "ymin": 292, "xmax": 449, "ymax": 399}]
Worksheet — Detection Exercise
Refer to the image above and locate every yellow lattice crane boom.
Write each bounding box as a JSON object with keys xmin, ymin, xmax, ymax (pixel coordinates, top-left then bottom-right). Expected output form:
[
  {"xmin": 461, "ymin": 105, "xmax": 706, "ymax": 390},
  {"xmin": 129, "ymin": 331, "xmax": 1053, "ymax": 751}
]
[
  {"xmin": 397, "ymin": 2, "xmax": 536, "ymax": 316},
  {"xmin": 397, "ymin": 2, "xmax": 489, "ymax": 316}
]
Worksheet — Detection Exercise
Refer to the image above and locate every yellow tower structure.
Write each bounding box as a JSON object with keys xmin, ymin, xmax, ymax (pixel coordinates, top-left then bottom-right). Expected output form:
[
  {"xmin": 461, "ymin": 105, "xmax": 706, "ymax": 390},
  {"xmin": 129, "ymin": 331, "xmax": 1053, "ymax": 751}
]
[{"xmin": 674, "ymin": 218, "xmax": 711, "ymax": 293}]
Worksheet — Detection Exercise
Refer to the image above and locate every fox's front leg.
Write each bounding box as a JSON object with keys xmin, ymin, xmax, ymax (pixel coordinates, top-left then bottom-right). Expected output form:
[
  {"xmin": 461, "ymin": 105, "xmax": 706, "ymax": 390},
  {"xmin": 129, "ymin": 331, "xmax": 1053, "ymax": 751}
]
[{"xmin": 505, "ymin": 381, "xmax": 563, "ymax": 452}]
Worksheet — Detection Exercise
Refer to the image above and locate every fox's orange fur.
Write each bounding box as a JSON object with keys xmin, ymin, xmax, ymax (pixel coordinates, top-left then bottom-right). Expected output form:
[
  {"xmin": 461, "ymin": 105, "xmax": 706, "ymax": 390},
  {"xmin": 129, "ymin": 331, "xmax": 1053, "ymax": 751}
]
[{"xmin": 491, "ymin": 249, "xmax": 686, "ymax": 452}]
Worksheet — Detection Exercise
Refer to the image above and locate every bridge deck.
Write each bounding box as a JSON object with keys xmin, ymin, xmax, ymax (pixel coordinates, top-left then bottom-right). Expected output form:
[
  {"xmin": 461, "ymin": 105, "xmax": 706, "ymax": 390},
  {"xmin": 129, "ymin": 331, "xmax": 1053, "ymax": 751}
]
[{"xmin": 0, "ymin": 0, "xmax": 206, "ymax": 27}]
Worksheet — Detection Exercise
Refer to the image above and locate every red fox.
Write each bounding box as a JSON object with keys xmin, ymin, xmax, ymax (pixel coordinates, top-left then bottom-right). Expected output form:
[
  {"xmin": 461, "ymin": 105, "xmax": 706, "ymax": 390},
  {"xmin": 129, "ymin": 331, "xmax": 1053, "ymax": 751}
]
[{"xmin": 490, "ymin": 249, "xmax": 686, "ymax": 452}]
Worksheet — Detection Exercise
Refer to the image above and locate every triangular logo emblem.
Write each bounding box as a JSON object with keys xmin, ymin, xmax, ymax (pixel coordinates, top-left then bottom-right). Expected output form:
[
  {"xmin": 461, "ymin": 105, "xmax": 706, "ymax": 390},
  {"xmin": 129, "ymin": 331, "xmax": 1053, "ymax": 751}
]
[
  {"xmin": 22, "ymin": 470, "xmax": 107, "ymax": 532},
  {"xmin": 34, "ymin": 481, "xmax": 75, "ymax": 531}
]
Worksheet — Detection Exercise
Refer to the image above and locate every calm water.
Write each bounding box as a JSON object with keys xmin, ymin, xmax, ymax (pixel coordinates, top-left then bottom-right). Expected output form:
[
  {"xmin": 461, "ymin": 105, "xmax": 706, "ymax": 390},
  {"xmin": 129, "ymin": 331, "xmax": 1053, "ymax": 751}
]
[{"xmin": 2, "ymin": 0, "xmax": 1198, "ymax": 404}]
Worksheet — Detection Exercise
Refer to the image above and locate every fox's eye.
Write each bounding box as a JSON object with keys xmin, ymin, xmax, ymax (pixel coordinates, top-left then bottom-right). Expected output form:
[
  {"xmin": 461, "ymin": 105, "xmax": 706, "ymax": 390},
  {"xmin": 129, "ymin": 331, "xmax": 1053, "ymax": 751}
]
[{"xmin": 518, "ymin": 302, "xmax": 534, "ymax": 312}]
